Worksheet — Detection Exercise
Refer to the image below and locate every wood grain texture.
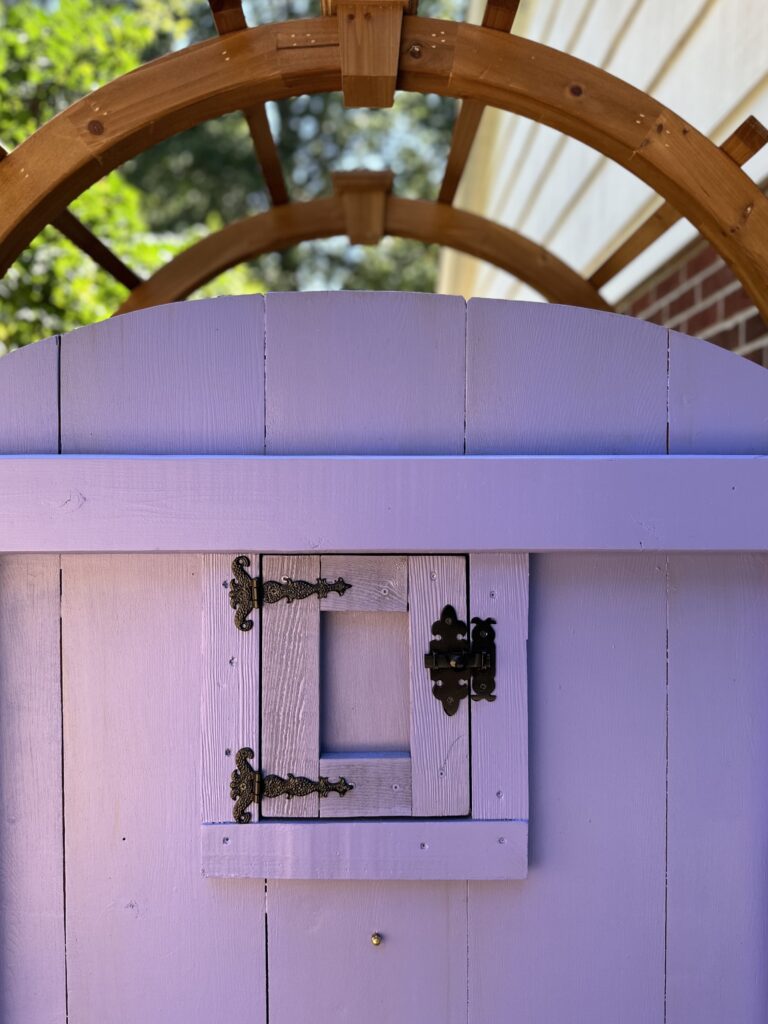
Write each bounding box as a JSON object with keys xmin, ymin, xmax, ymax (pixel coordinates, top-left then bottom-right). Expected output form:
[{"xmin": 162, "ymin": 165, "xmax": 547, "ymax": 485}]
[
  {"xmin": 5, "ymin": 453, "xmax": 768, "ymax": 553},
  {"xmin": 261, "ymin": 554, "xmax": 321, "ymax": 818},
  {"xmin": 437, "ymin": 97, "xmax": 485, "ymax": 205},
  {"xmin": 62, "ymin": 555, "xmax": 266, "ymax": 1023},
  {"xmin": 668, "ymin": 330, "xmax": 768, "ymax": 454},
  {"xmin": 117, "ymin": 197, "xmax": 610, "ymax": 315},
  {"xmin": 333, "ymin": 169, "xmax": 393, "ymax": 243},
  {"xmin": 265, "ymin": 291, "xmax": 465, "ymax": 455},
  {"xmin": 320, "ymin": 610, "xmax": 410, "ymax": 753},
  {"xmin": 336, "ymin": 1, "xmax": 404, "ymax": 108},
  {"xmin": 0, "ymin": 336, "xmax": 58, "ymax": 453},
  {"xmin": 52, "ymin": 209, "xmax": 142, "ymax": 289},
  {"xmin": 5, "ymin": 18, "xmax": 768, "ymax": 320},
  {"xmin": 60, "ymin": 295, "xmax": 265, "ymax": 454},
  {"xmin": 204, "ymin": 820, "xmax": 527, "ymax": 879},
  {"xmin": 0, "ymin": 556, "xmax": 65, "ymax": 1024},
  {"xmin": 263, "ymin": 879, "xmax": 468, "ymax": 1024},
  {"xmin": 318, "ymin": 754, "xmax": 411, "ymax": 817},
  {"xmin": 320, "ymin": 554, "xmax": 407, "ymax": 611},
  {"xmin": 666, "ymin": 555, "xmax": 768, "ymax": 1023},
  {"xmin": 409, "ymin": 555, "xmax": 469, "ymax": 816},
  {"xmin": 466, "ymin": 300, "xmax": 668, "ymax": 454},
  {"xmin": 469, "ymin": 552, "xmax": 528, "ymax": 821},
  {"xmin": 468, "ymin": 555, "xmax": 666, "ymax": 1022},
  {"xmin": 242, "ymin": 103, "xmax": 290, "ymax": 206},
  {"xmin": 202, "ymin": 552, "xmax": 260, "ymax": 823}
]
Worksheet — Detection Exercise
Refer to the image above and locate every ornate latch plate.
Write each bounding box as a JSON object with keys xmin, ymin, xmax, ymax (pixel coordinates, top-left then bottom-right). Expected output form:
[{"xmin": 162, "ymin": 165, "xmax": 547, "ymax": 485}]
[
  {"xmin": 229, "ymin": 555, "xmax": 351, "ymax": 632},
  {"xmin": 230, "ymin": 747, "xmax": 354, "ymax": 823},
  {"xmin": 424, "ymin": 605, "xmax": 497, "ymax": 716}
]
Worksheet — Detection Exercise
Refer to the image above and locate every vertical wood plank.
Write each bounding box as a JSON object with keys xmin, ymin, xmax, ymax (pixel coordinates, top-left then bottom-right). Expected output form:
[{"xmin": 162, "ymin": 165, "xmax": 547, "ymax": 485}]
[
  {"xmin": 61, "ymin": 297, "xmax": 266, "ymax": 1021},
  {"xmin": 62, "ymin": 554, "xmax": 266, "ymax": 1023},
  {"xmin": 261, "ymin": 554, "xmax": 321, "ymax": 818},
  {"xmin": 668, "ymin": 330, "xmax": 768, "ymax": 453},
  {"xmin": 0, "ymin": 337, "xmax": 59, "ymax": 452},
  {"xmin": 202, "ymin": 552, "xmax": 260, "ymax": 823},
  {"xmin": 61, "ymin": 296, "xmax": 265, "ymax": 454},
  {"xmin": 267, "ymin": 880, "xmax": 467, "ymax": 1024},
  {"xmin": 0, "ymin": 333, "xmax": 65, "ymax": 1021},
  {"xmin": 265, "ymin": 292, "xmax": 465, "ymax": 455},
  {"xmin": 469, "ymin": 552, "xmax": 529, "ymax": 821},
  {"xmin": 666, "ymin": 554, "xmax": 768, "ymax": 1024},
  {"xmin": 409, "ymin": 555, "xmax": 469, "ymax": 817},
  {"xmin": 467, "ymin": 554, "xmax": 667, "ymax": 1022},
  {"xmin": 0, "ymin": 556, "xmax": 65, "ymax": 1024},
  {"xmin": 466, "ymin": 300, "xmax": 668, "ymax": 454},
  {"xmin": 320, "ymin": 554, "xmax": 408, "ymax": 611}
]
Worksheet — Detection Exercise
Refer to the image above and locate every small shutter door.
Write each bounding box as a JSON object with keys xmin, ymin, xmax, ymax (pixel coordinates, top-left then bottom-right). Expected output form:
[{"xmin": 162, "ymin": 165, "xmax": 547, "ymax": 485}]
[{"xmin": 260, "ymin": 554, "xmax": 469, "ymax": 818}]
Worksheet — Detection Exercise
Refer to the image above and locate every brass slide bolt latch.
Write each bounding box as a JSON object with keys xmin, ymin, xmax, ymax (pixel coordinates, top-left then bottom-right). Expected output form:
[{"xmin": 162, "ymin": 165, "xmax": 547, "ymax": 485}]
[{"xmin": 424, "ymin": 605, "xmax": 497, "ymax": 716}]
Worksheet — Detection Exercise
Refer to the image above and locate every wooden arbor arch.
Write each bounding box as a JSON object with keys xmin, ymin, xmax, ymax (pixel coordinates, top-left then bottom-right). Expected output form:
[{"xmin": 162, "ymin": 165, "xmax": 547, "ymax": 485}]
[{"xmin": 1, "ymin": 10, "xmax": 768, "ymax": 318}]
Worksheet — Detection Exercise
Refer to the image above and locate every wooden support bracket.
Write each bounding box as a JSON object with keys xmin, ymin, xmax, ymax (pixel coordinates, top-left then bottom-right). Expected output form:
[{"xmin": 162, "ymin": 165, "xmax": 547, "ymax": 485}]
[
  {"xmin": 323, "ymin": 0, "xmax": 417, "ymax": 108},
  {"xmin": 333, "ymin": 170, "xmax": 394, "ymax": 243}
]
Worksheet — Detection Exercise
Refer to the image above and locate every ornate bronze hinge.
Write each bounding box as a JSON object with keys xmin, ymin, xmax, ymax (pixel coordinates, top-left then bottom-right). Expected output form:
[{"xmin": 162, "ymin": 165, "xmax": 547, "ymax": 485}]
[
  {"xmin": 424, "ymin": 605, "xmax": 497, "ymax": 716},
  {"xmin": 230, "ymin": 747, "xmax": 354, "ymax": 823},
  {"xmin": 229, "ymin": 555, "xmax": 352, "ymax": 631}
]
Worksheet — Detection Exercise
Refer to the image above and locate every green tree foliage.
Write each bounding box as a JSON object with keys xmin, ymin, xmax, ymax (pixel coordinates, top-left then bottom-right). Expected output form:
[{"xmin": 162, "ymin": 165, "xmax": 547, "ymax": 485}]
[{"xmin": 0, "ymin": 0, "xmax": 462, "ymax": 349}]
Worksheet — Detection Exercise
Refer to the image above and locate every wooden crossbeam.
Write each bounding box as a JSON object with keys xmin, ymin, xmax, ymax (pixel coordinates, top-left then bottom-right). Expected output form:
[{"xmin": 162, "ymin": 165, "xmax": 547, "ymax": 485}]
[
  {"xmin": 589, "ymin": 115, "xmax": 768, "ymax": 289},
  {"xmin": 0, "ymin": 144, "xmax": 141, "ymax": 289},
  {"xmin": 437, "ymin": 0, "xmax": 521, "ymax": 205},
  {"xmin": 208, "ymin": 1, "xmax": 289, "ymax": 205}
]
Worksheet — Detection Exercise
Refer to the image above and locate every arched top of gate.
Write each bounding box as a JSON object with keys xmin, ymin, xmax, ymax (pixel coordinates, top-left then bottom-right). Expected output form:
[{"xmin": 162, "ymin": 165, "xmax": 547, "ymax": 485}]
[
  {"xmin": 1, "ymin": 6, "xmax": 768, "ymax": 324},
  {"xmin": 1, "ymin": 295, "xmax": 766, "ymax": 460}
]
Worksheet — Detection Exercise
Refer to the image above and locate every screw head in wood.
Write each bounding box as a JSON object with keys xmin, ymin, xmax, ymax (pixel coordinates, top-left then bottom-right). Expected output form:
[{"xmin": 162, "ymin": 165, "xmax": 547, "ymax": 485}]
[
  {"xmin": 408, "ymin": 43, "xmax": 423, "ymax": 59},
  {"xmin": 371, "ymin": 932, "xmax": 383, "ymax": 946}
]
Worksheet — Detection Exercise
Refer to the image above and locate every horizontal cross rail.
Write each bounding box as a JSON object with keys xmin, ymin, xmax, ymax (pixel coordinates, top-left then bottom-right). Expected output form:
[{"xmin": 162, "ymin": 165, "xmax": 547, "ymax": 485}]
[{"xmin": 0, "ymin": 454, "xmax": 765, "ymax": 553}]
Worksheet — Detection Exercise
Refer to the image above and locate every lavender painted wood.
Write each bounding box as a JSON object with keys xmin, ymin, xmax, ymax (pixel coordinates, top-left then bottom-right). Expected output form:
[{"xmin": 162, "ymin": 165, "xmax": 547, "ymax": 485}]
[
  {"xmin": 0, "ymin": 556, "xmax": 65, "ymax": 1024},
  {"xmin": 669, "ymin": 330, "xmax": 768, "ymax": 454},
  {"xmin": 466, "ymin": 300, "xmax": 668, "ymax": 454},
  {"xmin": 62, "ymin": 554, "xmax": 266, "ymax": 1023},
  {"xmin": 261, "ymin": 554, "xmax": 321, "ymax": 818},
  {"xmin": 469, "ymin": 552, "xmax": 529, "ymax": 821},
  {"xmin": 203, "ymin": 821, "xmax": 527, "ymax": 880},
  {"xmin": 61, "ymin": 297, "xmax": 265, "ymax": 454},
  {"xmin": 59, "ymin": 301, "xmax": 266, "ymax": 1023},
  {"xmin": 264, "ymin": 292, "xmax": 468, "ymax": 1024},
  {"xmin": 265, "ymin": 292, "xmax": 465, "ymax": 455},
  {"xmin": 666, "ymin": 554, "xmax": 768, "ymax": 1024},
  {"xmin": 409, "ymin": 555, "xmax": 469, "ymax": 816},
  {"xmin": 201, "ymin": 552, "xmax": 260, "ymax": 824},
  {"xmin": 0, "ymin": 336, "xmax": 64, "ymax": 1023},
  {"xmin": 0, "ymin": 337, "xmax": 58, "ymax": 453},
  {"xmin": 265, "ymin": 881, "xmax": 468, "ymax": 1024},
  {"xmin": 3, "ymin": 454, "xmax": 768, "ymax": 552},
  {"xmin": 467, "ymin": 555, "xmax": 667, "ymax": 1022}
]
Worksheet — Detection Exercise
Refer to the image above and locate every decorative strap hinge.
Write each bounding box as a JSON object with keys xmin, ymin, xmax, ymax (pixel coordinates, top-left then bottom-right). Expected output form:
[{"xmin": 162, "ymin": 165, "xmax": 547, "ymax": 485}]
[
  {"xmin": 230, "ymin": 747, "xmax": 354, "ymax": 823},
  {"xmin": 424, "ymin": 605, "xmax": 497, "ymax": 716},
  {"xmin": 229, "ymin": 555, "xmax": 351, "ymax": 632}
]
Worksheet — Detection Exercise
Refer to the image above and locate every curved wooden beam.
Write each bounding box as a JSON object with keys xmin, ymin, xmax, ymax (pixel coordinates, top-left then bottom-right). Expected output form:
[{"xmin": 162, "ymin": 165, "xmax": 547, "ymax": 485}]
[
  {"xmin": 115, "ymin": 196, "xmax": 610, "ymax": 314},
  {"xmin": 2, "ymin": 17, "xmax": 768, "ymax": 318}
]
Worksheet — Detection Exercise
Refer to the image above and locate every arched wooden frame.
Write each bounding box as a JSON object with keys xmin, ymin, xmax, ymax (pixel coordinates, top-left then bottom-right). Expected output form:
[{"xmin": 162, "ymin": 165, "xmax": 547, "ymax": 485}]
[
  {"xmin": 2, "ymin": 17, "xmax": 768, "ymax": 319},
  {"xmin": 117, "ymin": 196, "xmax": 610, "ymax": 314}
]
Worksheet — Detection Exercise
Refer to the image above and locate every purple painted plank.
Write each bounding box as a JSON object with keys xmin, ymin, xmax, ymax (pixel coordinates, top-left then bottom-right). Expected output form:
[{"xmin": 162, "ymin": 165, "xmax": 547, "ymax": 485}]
[
  {"xmin": 467, "ymin": 300, "xmax": 668, "ymax": 454},
  {"xmin": 265, "ymin": 292, "xmax": 466, "ymax": 454},
  {"xmin": 0, "ymin": 337, "xmax": 58, "ymax": 453},
  {"xmin": 467, "ymin": 555, "xmax": 666, "ymax": 1023},
  {"xmin": 669, "ymin": 330, "xmax": 768, "ymax": 454},
  {"xmin": 61, "ymin": 297, "xmax": 265, "ymax": 454},
  {"xmin": 666, "ymin": 555, "xmax": 768, "ymax": 1024}
]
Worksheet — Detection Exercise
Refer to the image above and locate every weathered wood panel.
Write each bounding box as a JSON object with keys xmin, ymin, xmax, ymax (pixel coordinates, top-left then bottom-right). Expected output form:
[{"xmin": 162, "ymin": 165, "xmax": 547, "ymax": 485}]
[
  {"xmin": 469, "ymin": 552, "xmax": 529, "ymax": 821},
  {"xmin": 467, "ymin": 554, "xmax": 667, "ymax": 1022},
  {"xmin": 408, "ymin": 555, "xmax": 469, "ymax": 816},
  {"xmin": 265, "ymin": 292, "xmax": 465, "ymax": 455},
  {"xmin": 466, "ymin": 300, "xmax": 668, "ymax": 454},
  {"xmin": 320, "ymin": 554, "xmax": 408, "ymax": 611},
  {"xmin": 261, "ymin": 554, "xmax": 321, "ymax": 818},
  {"xmin": 317, "ymin": 754, "xmax": 411, "ymax": 817}
]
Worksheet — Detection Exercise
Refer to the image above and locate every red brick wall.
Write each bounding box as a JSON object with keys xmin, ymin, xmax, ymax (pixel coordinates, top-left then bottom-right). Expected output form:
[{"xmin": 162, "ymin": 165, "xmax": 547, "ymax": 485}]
[{"xmin": 617, "ymin": 239, "xmax": 768, "ymax": 365}]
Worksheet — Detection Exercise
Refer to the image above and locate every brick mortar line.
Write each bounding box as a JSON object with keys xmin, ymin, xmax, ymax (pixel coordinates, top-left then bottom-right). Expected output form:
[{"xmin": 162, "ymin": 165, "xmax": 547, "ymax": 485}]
[
  {"xmin": 664, "ymin": 283, "xmax": 752, "ymax": 332},
  {"xmin": 629, "ymin": 259, "xmax": 731, "ymax": 320}
]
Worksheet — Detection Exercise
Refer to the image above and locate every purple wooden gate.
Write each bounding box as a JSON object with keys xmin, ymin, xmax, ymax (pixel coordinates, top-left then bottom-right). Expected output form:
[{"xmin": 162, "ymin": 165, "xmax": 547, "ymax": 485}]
[{"xmin": 0, "ymin": 293, "xmax": 767, "ymax": 1023}]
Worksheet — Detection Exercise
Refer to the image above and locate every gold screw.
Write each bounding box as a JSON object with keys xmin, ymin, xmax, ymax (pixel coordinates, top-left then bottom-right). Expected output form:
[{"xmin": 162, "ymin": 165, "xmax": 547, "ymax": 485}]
[{"xmin": 371, "ymin": 932, "xmax": 383, "ymax": 946}]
